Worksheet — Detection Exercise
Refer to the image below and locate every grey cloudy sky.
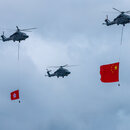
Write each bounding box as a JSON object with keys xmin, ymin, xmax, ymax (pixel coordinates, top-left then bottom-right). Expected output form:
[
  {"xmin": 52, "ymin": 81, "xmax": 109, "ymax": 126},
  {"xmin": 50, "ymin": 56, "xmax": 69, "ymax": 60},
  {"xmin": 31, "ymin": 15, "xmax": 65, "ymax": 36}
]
[{"xmin": 0, "ymin": 0, "xmax": 130, "ymax": 130}]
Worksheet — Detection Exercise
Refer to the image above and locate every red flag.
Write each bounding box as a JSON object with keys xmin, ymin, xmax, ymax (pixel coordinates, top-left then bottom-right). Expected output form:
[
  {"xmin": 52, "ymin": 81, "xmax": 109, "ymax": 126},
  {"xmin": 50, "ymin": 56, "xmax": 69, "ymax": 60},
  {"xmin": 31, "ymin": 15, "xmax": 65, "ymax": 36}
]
[
  {"xmin": 100, "ymin": 62, "xmax": 119, "ymax": 83},
  {"xmin": 10, "ymin": 90, "xmax": 19, "ymax": 100}
]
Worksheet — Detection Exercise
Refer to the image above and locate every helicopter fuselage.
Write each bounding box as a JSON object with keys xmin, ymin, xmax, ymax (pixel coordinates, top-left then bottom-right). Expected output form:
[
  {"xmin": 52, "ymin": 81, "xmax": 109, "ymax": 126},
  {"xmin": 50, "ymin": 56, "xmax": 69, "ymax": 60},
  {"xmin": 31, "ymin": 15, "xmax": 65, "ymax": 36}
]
[
  {"xmin": 54, "ymin": 68, "xmax": 71, "ymax": 77},
  {"xmin": 113, "ymin": 14, "xmax": 130, "ymax": 25},
  {"xmin": 47, "ymin": 67, "xmax": 71, "ymax": 78},
  {"xmin": 9, "ymin": 31, "xmax": 29, "ymax": 42}
]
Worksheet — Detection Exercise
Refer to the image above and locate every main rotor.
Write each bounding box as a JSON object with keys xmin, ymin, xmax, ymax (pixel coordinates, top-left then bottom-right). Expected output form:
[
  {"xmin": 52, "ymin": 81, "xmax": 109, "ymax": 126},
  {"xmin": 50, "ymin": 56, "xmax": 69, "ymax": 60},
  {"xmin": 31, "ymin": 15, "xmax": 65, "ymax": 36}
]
[
  {"xmin": 113, "ymin": 8, "xmax": 130, "ymax": 14},
  {"xmin": 48, "ymin": 64, "xmax": 78, "ymax": 69},
  {"xmin": 16, "ymin": 26, "xmax": 36, "ymax": 32}
]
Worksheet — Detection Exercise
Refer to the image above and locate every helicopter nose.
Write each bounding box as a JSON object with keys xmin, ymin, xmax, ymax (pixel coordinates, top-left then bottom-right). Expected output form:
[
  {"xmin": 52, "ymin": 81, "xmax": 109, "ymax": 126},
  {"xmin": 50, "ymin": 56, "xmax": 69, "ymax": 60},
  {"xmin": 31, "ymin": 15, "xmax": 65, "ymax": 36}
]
[
  {"xmin": 68, "ymin": 72, "xmax": 71, "ymax": 75},
  {"xmin": 26, "ymin": 35, "xmax": 29, "ymax": 38}
]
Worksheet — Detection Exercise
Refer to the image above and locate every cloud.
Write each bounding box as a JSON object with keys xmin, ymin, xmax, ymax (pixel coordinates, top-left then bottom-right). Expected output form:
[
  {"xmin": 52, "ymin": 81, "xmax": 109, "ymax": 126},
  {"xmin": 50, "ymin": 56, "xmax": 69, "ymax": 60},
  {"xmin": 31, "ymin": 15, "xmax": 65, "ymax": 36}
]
[{"xmin": 1, "ymin": 0, "xmax": 130, "ymax": 130}]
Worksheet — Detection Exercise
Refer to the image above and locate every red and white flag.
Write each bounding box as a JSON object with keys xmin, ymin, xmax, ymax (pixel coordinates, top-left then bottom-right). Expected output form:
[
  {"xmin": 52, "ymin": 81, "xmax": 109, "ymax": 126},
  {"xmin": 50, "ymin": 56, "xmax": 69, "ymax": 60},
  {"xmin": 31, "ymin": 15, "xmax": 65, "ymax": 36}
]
[{"xmin": 10, "ymin": 90, "xmax": 19, "ymax": 100}]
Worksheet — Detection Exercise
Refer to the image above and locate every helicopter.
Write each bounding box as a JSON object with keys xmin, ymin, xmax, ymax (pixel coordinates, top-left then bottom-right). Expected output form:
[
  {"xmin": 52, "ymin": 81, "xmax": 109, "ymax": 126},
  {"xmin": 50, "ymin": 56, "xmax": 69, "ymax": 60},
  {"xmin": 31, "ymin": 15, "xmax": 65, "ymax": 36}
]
[
  {"xmin": 0, "ymin": 26, "xmax": 36, "ymax": 43},
  {"xmin": 45, "ymin": 64, "xmax": 77, "ymax": 78},
  {"xmin": 103, "ymin": 8, "xmax": 130, "ymax": 26}
]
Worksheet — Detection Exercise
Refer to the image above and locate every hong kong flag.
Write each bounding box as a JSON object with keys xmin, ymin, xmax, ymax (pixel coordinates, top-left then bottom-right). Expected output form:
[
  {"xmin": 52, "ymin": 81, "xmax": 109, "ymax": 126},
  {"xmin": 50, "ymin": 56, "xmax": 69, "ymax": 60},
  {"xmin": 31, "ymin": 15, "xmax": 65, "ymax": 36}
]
[
  {"xmin": 100, "ymin": 62, "xmax": 119, "ymax": 83},
  {"xmin": 10, "ymin": 90, "xmax": 19, "ymax": 100}
]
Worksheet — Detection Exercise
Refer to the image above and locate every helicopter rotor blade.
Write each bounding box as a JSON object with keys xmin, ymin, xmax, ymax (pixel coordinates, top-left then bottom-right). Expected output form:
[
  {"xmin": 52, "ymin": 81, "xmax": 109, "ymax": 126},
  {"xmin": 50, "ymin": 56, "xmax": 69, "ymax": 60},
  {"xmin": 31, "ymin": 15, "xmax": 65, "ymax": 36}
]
[
  {"xmin": 48, "ymin": 64, "xmax": 78, "ymax": 68},
  {"xmin": 20, "ymin": 28, "xmax": 37, "ymax": 31},
  {"xmin": 125, "ymin": 11, "xmax": 130, "ymax": 14},
  {"xmin": 21, "ymin": 30, "xmax": 32, "ymax": 32},
  {"xmin": 65, "ymin": 65, "xmax": 78, "ymax": 67},
  {"xmin": 62, "ymin": 64, "xmax": 68, "ymax": 67},
  {"xmin": 15, "ymin": 26, "xmax": 36, "ymax": 32},
  {"xmin": 48, "ymin": 64, "xmax": 68, "ymax": 68},
  {"xmin": 48, "ymin": 66, "xmax": 59, "ymax": 68},
  {"xmin": 113, "ymin": 8, "xmax": 122, "ymax": 13},
  {"xmin": 0, "ymin": 27, "xmax": 36, "ymax": 33}
]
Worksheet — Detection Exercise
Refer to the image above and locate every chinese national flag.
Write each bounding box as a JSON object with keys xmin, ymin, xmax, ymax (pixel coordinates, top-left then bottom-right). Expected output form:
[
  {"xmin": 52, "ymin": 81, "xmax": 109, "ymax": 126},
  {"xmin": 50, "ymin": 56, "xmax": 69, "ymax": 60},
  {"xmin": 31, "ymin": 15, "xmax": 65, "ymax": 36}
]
[
  {"xmin": 100, "ymin": 62, "xmax": 119, "ymax": 83},
  {"xmin": 10, "ymin": 90, "xmax": 19, "ymax": 100}
]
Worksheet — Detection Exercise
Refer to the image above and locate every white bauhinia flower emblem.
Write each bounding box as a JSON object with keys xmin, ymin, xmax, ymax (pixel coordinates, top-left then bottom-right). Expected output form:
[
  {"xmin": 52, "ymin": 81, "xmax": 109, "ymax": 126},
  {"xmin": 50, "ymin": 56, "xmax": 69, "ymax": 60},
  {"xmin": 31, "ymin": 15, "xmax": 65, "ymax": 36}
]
[{"xmin": 13, "ymin": 93, "xmax": 16, "ymax": 98}]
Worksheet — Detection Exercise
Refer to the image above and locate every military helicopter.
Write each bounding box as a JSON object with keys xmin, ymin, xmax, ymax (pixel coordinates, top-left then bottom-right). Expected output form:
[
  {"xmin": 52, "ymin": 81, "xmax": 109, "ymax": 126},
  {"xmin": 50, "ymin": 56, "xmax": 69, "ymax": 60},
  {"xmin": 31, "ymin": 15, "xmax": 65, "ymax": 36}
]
[
  {"xmin": 0, "ymin": 26, "xmax": 36, "ymax": 43},
  {"xmin": 103, "ymin": 8, "xmax": 130, "ymax": 26},
  {"xmin": 45, "ymin": 64, "xmax": 77, "ymax": 78}
]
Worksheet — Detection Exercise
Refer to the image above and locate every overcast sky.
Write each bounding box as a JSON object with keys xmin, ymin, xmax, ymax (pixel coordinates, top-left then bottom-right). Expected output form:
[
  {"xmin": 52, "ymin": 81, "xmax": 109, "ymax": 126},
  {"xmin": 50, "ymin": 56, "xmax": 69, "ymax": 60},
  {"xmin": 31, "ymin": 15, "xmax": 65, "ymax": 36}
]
[{"xmin": 1, "ymin": 0, "xmax": 130, "ymax": 130}]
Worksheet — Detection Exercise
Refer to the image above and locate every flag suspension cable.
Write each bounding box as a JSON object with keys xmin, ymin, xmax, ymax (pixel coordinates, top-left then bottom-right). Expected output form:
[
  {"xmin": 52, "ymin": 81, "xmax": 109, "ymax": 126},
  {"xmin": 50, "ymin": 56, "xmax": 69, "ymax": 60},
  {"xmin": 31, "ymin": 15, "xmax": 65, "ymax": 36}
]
[
  {"xmin": 118, "ymin": 26, "xmax": 124, "ymax": 86},
  {"xmin": 18, "ymin": 42, "xmax": 20, "ymax": 61},
  {"xmin": 119, "ymin": 26, "xmax": 124, "ymax": 61},
  {"xmin": 120, "ymin": 26, "xmax": 124, "ymax": 45},
  {"xmin": 17, "ymin": 43, "xmax": 20, "ymax": 103},
  {"xmin": 10, "ymin": 43, "xmax": 21, "ymax": 103}
]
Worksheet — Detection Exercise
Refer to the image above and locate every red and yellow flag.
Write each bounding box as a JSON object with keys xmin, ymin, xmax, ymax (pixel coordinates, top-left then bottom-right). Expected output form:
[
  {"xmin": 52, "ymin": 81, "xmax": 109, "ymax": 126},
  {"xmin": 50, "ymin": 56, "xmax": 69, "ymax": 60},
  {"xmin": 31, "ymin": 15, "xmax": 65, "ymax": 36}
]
[{"xmin": 100, "ymin": 62, "xmax": 119, "ymax": 83}]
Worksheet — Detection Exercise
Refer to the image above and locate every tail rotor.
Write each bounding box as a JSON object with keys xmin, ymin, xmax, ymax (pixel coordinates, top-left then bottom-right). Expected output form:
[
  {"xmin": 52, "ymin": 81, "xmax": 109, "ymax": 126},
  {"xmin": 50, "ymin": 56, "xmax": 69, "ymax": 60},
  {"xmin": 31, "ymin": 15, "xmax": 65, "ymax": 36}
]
[
  {"xmin": 106, "ymin": 15, "xmax": 108, "ymax": 20},
  {"xmin": 105, "ymin": 15, "xmax": 109, "ymax": 23},
  {"xmin": 102, "ymin": 15, "xmax": 110, "ymax": 26},
  {"xmin": 45, "ymin": 69, "xmax": 52, "ymax": 77},
  {"xmin": 1, "ymin": 31, "xmax": 6, "ymax": 41}
]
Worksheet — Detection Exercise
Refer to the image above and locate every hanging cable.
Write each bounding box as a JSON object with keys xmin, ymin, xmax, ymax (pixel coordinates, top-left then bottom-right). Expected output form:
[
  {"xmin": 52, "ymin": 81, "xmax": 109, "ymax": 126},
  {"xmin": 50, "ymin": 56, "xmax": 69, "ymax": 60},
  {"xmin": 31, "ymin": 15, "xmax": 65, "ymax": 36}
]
[
  {"xmin": 118, "ymin": 26, "xmax": 124, "ymax": 86},
  {"xmin": 120, "ymin": 26, "xmax": 124, "ymax": 45},
  {"xmin": 119, "ymin": 26, "xmax": 124, "ymax": 61},
  {"xmin": 18, "ymin": 42, "xmax": 20, "ymax": 61},
  {"xmin": 17, "ymin": 42, "xmax": 21, "ymax": 103}
]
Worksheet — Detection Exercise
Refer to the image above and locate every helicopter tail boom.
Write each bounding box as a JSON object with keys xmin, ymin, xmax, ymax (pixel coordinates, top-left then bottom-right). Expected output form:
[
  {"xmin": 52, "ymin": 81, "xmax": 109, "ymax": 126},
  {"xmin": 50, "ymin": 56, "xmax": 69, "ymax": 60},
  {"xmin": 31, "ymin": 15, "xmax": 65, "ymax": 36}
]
[
  {"xmin": 1, "ymin": 32, "xmax": 11, "ymax": 42},
  {"xmin": 46, "ymin": 70, "xmax": 55, "ymax": 77},
  {"xmin": 103, "ymin": 15, "xmax": 115, "ymax": 26},
  {"xmin": 1, "ymin": 35, "xmax": 11, "ymax": 42},
  {"xmin": 105, "ymin": 20, "xmax": 115, "ymax": 26}
]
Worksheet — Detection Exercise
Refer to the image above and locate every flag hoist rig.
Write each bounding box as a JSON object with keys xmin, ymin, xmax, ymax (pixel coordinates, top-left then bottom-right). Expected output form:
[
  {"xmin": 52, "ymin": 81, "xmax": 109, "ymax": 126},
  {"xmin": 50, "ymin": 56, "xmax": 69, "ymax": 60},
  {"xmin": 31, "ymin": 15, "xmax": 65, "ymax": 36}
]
[
  {"xmin": 100, "ymin": 26, "xmax": 125, "ymax": 86},
  {"xmin": 101, "ymin": 7, "xmax": 130, "ymax": 86}
]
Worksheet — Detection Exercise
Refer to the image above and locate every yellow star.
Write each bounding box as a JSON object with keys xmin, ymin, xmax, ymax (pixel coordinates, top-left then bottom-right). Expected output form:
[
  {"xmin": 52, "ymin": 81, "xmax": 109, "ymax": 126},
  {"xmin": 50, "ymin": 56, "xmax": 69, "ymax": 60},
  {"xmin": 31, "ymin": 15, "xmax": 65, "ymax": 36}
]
[{"xmin": 115, "ymin": 66, "xmax": 117, "ymax": 70}]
